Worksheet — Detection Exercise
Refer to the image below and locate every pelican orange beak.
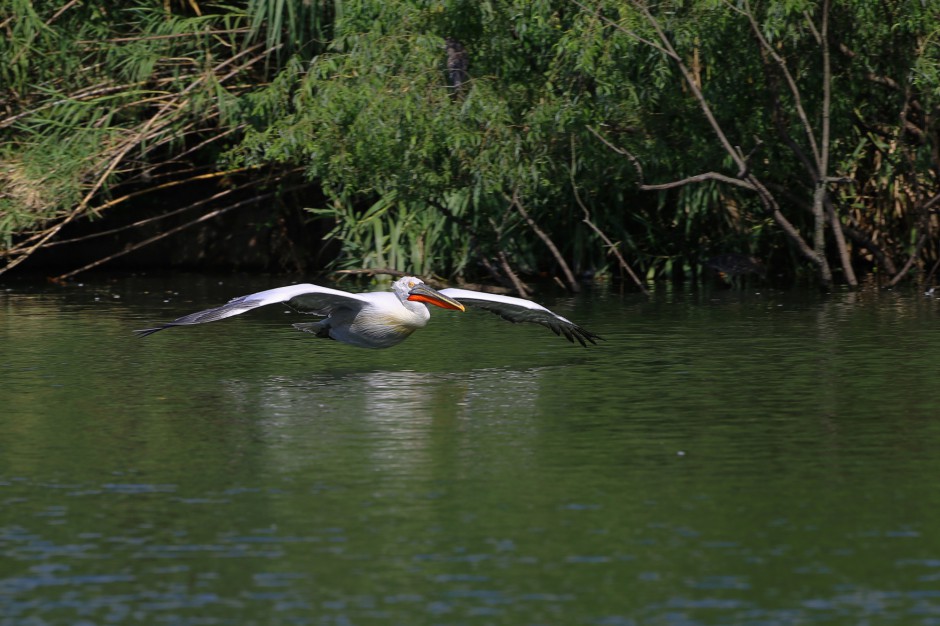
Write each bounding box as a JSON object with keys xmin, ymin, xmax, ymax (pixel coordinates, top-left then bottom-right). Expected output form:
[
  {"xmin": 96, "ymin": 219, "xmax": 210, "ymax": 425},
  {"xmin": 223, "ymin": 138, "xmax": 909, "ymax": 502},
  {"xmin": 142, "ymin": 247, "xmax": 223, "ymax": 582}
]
[{"xmin": 408, "ymin": 284, "xmax": 465, "ymax": 312}]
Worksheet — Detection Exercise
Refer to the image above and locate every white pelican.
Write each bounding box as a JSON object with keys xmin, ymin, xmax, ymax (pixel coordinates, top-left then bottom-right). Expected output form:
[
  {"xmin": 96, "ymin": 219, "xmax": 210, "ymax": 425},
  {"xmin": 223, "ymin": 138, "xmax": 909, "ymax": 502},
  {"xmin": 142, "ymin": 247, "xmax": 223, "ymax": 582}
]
[{"xmin": 136, "ymin": 276, "xmax": 600, "ymax": 349}]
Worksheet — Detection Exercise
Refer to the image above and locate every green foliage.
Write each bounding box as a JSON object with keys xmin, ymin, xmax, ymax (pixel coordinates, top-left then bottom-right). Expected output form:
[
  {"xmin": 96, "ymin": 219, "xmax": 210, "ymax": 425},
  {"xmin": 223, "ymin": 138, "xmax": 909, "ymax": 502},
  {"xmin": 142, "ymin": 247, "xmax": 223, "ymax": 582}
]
[
  {"xmin": 0, "ymin": 1, "xmax": 344, "ymax": 272},
  {"xmin": 245, "ymin": 0, "xmax": 338, "ymax": 61},
  {"xmin": 311, "ymin": 193, "xmax": 467, "ymax": 277},
  {"xmin": 3, "ymin": 0, "xmax": 940, "ymax": 285},
  {"xmin": 227, "ymin": 0, "xmax": 623, "ymax": 279}
]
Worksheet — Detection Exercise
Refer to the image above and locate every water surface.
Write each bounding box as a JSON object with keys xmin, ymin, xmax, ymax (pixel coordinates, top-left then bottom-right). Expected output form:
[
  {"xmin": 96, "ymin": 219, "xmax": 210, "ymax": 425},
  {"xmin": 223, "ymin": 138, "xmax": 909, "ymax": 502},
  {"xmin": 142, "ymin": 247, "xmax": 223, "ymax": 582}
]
[{"xmin": 2, "ymin": 274, "xmax": 940, "ymax": 625}]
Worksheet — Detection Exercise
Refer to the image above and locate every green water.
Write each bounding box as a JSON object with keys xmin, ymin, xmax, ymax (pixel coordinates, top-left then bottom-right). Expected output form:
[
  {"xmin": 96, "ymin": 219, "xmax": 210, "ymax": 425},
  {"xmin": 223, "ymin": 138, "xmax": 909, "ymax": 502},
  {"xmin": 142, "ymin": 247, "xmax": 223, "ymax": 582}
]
[{"xmin": 2, "ymin": 274, "xmax": 940, "ymax": 625}]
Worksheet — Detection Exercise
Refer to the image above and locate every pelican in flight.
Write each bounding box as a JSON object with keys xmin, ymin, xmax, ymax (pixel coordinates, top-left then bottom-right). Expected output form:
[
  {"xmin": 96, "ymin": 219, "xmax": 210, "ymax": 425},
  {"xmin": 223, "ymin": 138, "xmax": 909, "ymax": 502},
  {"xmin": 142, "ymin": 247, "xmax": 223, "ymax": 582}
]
[{"xmin": 136, "ymin": 276, "xmax": 599, "ymax": 349}]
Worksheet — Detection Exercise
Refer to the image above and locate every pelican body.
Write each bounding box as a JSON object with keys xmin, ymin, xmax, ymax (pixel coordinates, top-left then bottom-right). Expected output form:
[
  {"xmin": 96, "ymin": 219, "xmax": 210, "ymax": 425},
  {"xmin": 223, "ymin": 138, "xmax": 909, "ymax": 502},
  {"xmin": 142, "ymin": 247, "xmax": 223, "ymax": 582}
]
[{"xmin": 136, "ymin": 276, "xmax": 600, "ymax": 349}]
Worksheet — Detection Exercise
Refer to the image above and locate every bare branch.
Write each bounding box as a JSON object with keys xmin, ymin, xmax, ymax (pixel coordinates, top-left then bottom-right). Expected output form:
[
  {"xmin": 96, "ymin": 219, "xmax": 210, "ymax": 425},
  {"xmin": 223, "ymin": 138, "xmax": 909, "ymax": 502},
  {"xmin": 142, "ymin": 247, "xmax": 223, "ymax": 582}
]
[
  {"xmin": 496, "ymin": 250, "xmax": 531, "ymax": 298},
  {"xmin": 506, "ymin": 190, "xmax": 580, "ymax": 292},
  {"xmin": 587, "ymin": 125, "xmax": 645, "ymax": 182},
  {"xmin": 840, "ymin": 223, "xmax": 897, "ymax": 276},
  {"xmin": 826, "ymin": 199, "xmax": 857, "ymax": 286},
  {"xmin": 76, "ymin": 28, "xmax": 249, "ymax": 45},
  {"xmin": 743, "ymin": 0, "xmax": 822, "ymax": 169},
  {"xmin": 886, "ymin": 232, "xmax": 928, "ymax": 288},
  {"xmin": 570, "ymin": 135, "xmax": 649, "ymax": 294},
  {"xmin": 803, "ymin": 11, "xmax": 823, "ymax": 45},
  {"xmin": 42, "ymin": 171, "xmax": 297, "ymax": 249},
  {"xmin": 587, "ymin": 129, "xmax": 756, "ymax": 191},
  {"xmin": 47, "ymin": 0, "xmax": 82, "ymax": 25},
  {"xmin": 581, "ymin": 0, "xmax": 826, "ymax": 275},
  {"xmin": 0, "ymin": 41, "xmax": 274, "ymax": 276},
  {"xmin": 478, "ymin": 255, "xmax": 514, "ymax": 291},
  {"xmin": 640, "ymin": 172, "xmax": 757, "ymax": 192},
  {"xmin": 624, "ymin": 1, "xmax": 746, "ymax": 173},
  {"xmin": 819, "ymin": 0, "xmax": 832, "ymax": 177},
  {"xmin": 53, "ymin": 184, "xmax": 307, "ymax": 281},
  {"xmin": 570, "ymin": 0, "xmax": 675, "ymax": 58}
]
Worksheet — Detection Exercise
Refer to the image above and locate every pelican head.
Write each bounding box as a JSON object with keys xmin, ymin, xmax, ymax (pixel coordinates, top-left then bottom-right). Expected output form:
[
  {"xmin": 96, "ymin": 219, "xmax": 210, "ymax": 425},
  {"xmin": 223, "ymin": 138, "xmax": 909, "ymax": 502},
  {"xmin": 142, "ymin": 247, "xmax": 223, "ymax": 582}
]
[{"xmin": 394, "ymin": 276, "xmax": 465, "ymax": 312}]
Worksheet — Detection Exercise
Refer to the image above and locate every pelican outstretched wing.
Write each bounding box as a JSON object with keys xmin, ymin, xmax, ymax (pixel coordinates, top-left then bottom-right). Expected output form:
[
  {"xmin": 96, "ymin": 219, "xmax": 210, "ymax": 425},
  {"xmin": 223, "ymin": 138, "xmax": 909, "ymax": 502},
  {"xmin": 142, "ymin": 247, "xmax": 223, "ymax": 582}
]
[
  {"xmin": 135, "ymin": 284, "xmax": 371, "ymax": 337},
  {"xmin": 438, "ymin": 288, "xmax": 601, "ymax": 346}
]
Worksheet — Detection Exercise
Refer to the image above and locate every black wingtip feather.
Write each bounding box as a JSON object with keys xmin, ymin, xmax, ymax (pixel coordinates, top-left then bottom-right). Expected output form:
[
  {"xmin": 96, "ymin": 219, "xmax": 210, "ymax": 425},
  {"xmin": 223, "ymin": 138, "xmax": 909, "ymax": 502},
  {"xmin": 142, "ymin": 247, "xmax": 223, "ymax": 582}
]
[{"xmin": 573, "ymin": 326, "xmax": 602, "ymax": 347}]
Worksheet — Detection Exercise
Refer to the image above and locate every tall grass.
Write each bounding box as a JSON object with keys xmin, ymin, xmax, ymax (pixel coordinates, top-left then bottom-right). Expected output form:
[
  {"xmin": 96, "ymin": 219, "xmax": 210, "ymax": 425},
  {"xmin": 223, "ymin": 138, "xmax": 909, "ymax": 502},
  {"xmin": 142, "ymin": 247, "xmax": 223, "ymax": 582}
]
[{"xmin": 0, "ymin": 1, "xmax": 337, "ymax": 276}]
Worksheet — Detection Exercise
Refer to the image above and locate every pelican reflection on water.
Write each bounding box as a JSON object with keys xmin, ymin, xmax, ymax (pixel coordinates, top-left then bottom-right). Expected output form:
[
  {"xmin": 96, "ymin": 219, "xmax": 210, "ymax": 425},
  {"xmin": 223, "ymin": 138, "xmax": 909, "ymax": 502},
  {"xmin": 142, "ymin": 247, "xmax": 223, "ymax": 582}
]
[{"xmin": 136, "ymin": 276, "xmax": 601, "ymax": 349}]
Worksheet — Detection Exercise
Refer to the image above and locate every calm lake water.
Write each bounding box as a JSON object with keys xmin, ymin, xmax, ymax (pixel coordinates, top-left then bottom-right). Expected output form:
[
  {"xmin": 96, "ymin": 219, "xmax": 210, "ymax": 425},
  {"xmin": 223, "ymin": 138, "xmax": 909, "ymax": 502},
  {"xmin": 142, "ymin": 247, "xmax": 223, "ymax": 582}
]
[{"xmin": 2, "ymin": 273, "xmax": 940, "ymax": 625}]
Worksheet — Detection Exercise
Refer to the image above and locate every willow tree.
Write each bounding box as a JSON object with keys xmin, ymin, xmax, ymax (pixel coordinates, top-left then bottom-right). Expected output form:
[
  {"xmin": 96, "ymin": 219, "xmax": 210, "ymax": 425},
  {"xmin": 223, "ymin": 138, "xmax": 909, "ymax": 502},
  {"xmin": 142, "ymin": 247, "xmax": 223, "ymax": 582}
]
[
  {"xmin": 227, "ymin": 0, "xmax": 645, "ymax": 292},
  {"xmin": 572, "ymin": 0, "xmax": 940, "ymax": 286},
  {"xmin": 229, "ymin": 0, "xmax": 940, "ymax": 287}
]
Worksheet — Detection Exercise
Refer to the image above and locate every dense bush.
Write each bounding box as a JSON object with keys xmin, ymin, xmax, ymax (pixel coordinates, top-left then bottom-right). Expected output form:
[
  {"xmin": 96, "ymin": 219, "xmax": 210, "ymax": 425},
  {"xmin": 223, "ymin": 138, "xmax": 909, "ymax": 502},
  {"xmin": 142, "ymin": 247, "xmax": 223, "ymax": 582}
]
[{"xmin": 2, "ymin": 1, "xmax": 939, "ymax": 288}]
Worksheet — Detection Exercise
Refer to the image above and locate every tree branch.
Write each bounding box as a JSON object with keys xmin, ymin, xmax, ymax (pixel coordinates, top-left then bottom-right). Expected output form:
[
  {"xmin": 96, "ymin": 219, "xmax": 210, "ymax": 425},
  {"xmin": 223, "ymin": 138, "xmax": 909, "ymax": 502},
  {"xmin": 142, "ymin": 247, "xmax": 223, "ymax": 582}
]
[
  {"xmin": 0, "ymin": 41, "xmax": 276, "ymax": 276},
  {"xmin": 582, "ymin": 1, "xmax": 826, "ymax": 276},
  {"xmin": 586, "ymin": 125, "xmax": 646, "ymax": 182},
  {"xmin": 506, "ymin": 190, "xmax": 580, "ymax": 292},
  {"xmin": 53, "ymin": 184, "xmax": 306, "ymax": 281},
  {"xmin": 640, "ymin": 172, "xmax": 757, "ymax": 192},
  {"xmin": 738, "ymin": 0, "xmax": 823, "ymax": 168},
  {"xmin": 496, "ymin": 250, "xmax": 531, "ymax": 298},
  {"xmin": 570, "ymin": 135, "xmax": 649, "ymax": 294}
]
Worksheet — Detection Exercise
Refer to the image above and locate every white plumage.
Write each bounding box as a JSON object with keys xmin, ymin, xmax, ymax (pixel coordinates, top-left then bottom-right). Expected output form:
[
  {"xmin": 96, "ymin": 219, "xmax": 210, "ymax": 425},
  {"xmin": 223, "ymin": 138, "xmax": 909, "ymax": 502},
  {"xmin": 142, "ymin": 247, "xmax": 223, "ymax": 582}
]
[{"xmin": 136, "ymin": 276, "xmax": 600, "ymax": 349}]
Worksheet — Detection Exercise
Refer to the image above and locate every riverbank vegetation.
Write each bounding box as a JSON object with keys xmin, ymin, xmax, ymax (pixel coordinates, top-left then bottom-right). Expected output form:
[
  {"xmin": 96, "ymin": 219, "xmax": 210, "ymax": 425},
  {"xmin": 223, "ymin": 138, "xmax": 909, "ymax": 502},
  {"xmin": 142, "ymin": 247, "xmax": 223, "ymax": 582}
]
[{"xmin": 2, "ymin": 1, "xmax": 939, "ymax": 290}]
